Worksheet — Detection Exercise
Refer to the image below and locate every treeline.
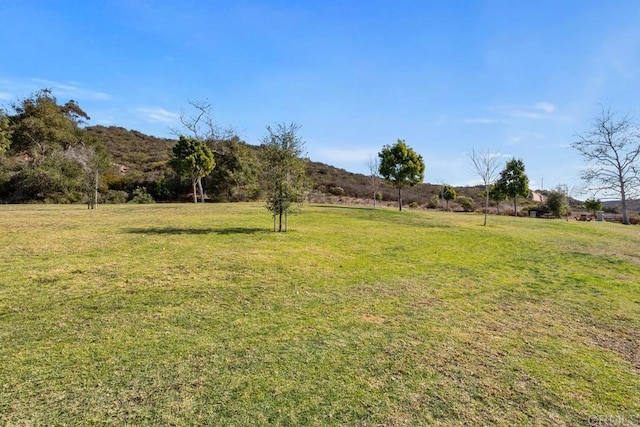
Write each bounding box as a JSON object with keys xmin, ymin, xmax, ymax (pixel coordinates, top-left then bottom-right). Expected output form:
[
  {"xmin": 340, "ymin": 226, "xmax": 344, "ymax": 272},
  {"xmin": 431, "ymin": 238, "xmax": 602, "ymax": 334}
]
[{"xmin": 0, "ymin": 89, "xmax": 484, "ymax": 205}]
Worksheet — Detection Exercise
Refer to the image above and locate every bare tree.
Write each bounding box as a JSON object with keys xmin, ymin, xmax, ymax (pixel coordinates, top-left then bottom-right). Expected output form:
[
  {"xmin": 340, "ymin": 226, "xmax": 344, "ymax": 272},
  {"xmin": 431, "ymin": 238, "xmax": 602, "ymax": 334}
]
[
  {"xmin": 366, "ymin": 155, "xmax": 381, "ymax": 207},
  {"xmin": 572, "ymin": 106, "xmax": 640, "ymax": 225},
  {"xmin": 63, "ymin": 143, "xmax": 110, "ymax": 209},
  {"xmin": 172, "ymin": 100, "xmax": 234, "ymax": 149},
  {"xmin": 468, "ymin": 149, "xmax": 502, "ymax": 226}
]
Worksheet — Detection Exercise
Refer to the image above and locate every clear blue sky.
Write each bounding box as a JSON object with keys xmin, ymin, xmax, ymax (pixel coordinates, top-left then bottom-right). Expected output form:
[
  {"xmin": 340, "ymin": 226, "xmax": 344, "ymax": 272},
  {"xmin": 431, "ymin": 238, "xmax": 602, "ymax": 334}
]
[{"xmin": 2, "ymin": 1, "xmax": 640, "ymax": 194}]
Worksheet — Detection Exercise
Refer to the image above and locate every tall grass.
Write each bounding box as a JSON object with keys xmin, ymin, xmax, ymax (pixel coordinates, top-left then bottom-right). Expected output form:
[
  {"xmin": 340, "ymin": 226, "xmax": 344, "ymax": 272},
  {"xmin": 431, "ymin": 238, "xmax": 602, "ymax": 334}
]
[{"xmin": 1, "ymin": 203, "xmax": 639, "ymax": 425}]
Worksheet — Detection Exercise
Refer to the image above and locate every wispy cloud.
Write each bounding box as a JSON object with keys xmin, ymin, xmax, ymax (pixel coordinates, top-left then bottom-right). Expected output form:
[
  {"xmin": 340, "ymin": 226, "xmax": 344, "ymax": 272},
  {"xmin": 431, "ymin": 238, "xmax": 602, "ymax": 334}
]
[
  {"xmin": 29, "ymin": 78, "xmax": 111, "ymax": 101},
  {"xmin": 463, "ymin": 118, "xmax": 508, "ymax": 124},
  {"xmin": 465, "ymin": 102, "xmax": 558, "ymax": 125},
  {"xmin": 495, "ymin": 102, "xmax": 558, "ymax": 120},
  {"xmin": 0, "ymin": 92, "xmax": 12, "ymax": 101},
  {"xmin": 136, "ymin": 107, "xmax": 180, "ymax": 124}
]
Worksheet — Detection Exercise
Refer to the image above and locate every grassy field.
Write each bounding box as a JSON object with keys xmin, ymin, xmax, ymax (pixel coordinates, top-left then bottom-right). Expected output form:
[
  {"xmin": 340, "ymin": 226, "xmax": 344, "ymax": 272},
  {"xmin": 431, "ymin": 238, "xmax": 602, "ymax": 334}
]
[{"xmin": 1, "ymin": 203, "xmax": 639, "ymax": 426}]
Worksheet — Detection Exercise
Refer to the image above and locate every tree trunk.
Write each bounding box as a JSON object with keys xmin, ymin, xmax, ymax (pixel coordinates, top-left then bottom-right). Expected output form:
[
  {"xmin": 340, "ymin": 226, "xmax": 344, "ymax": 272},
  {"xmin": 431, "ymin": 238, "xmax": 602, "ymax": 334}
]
[
  {"xmin": 513, "ymin": 198, "xmax": 517, "ymax": 216},
  {"xmin": 398, "ymin": 186, "xmax": 402, "ymax": 211},
  {"xmin": 278, "ymin": 211, "xmax": 283, "ymax": 232},
  {"xmin": 484, "ymin": 187, "xmax": 489, "ymax": 226},
  {"xmin": 197, "ymin": 177, "xmax": 205, "ymax": 203},
  {"xmin": 192, "ymin": 179, "xmax": 198, "ymax": 203},
  {"xmin": 620, "ymin": 182, "xmax": 629, "ymax": 224},
  {"xmin": 373, "ymin": 191, "xmax": 376, "ymax": 208},
  {"xmin": 94, "ymin": 170, "xmax": 99, "ymax": 209}
]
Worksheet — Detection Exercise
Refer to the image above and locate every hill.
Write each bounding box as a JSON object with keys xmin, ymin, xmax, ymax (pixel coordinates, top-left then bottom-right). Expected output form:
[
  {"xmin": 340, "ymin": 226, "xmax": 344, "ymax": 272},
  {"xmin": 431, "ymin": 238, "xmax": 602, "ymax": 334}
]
[{"xmin": 86, "ymin": 125, "xmax": 485, "ymax": 206}]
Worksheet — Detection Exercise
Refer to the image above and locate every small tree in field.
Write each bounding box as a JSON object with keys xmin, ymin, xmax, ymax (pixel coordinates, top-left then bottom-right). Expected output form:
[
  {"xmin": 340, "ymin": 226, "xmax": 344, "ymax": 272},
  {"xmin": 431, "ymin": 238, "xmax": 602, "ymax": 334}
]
[
  {"xmin": 572, "ymin": 106, "xmax": 640, "ymax": 225},
  {"xmin": 489, "ymin": 184, "xmax": 506, "ymax": 214},
  {"xmin": 378, "ymin": 139, "xmax": 425, "ymax": 211},
  {"xmin": 546, "ymin": 187, "xmax": 568, "ymax": 218},
  {"xmin": 261, "ymin": 123, "xmax": 307, "ymax": 232},
  {"xmin": 468, "ymin": 149, "xmax": 502, "ymax": 225},
  {"xmin": 366, "ymin": 155, "xmax": 381, "ymax": 207},
  {"xmin": 440, "ymin": 185, "xmax": 456, "ymax": 211},
  {"xmin": 496, "ymin": 158, "xmax": 530, "ymax": 216},
  {"xmin": 171, "ymin": 136, "xmax": 215, "ymax": 203},
  {"xmin": 584, "ymin": 198, "xmax": 603, "ymax": 218}
]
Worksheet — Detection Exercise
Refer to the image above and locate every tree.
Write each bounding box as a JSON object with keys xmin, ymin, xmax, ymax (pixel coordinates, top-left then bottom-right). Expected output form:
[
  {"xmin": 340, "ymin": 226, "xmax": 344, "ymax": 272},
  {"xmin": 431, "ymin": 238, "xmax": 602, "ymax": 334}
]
[
  {"xmin": 488, "ymin": 184, "xmax": 506, "ymax": 214},
  {"xmin": 439, "ymin": 185, "xmax": 456, "ymax": 211},
  {"xmin": 546, "ymin": 187, "xmax": 568, "ymax": 218},
  {"xmin": 63, "ymin": 139, "xmax": 110, "ymax": 209},
  {"xmin": 171, "ymin": 136, "xmax": 215, "ymax": 203},
  {"xmin": 8, "ymin": 89, "xmax": 89, "ymax": 162},
  {"xmin": 261, "ymin": 123, "xmax": 307, "ymax": 232},
  {"xmin": 378, "ymin": 139, "xmax": 425, "ymax": 211},
  {"xmin": 207, "ymin": 137, "xmax": 260, "ymax": 202},
  {"xmin": 584, "ymin": 198, "xmax": 603, "ymax": 218},
  {"xmin": 366, "ymin": 155, "xmax": 381, "ymax": 207},
  {"xmin": 495, "ymin": 158, "xmax": 530, "ymax": 216},
  {"xmin": 173, "ymin": 100, "xmax": 232, "ymax": 142},
  {"xmin": 468, "ymin": 149, "xmax": 502, "ymax": 225},
  {"xmin": 0, "ymin": 110, "xmax": 11, "ymax": 154},
  {"xmin": 572, "ymin": 106, "xmax": 640, "ymax": 225}
]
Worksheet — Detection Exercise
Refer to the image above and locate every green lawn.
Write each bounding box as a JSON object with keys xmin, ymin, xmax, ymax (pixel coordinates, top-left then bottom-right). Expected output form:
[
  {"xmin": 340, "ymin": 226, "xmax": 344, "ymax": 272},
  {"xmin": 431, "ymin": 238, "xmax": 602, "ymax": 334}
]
[{"xmin": 1, "ymin": 203, "xmax": 639, "ymax": 426}]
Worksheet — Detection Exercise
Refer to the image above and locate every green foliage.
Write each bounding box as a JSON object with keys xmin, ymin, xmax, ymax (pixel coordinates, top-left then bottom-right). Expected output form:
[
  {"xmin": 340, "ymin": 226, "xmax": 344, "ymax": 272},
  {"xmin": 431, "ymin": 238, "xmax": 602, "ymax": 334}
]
[
  {"xmin": 128, "ymin": 187, "xmax": 155, "ymax": 204},
  {"xmin": 439, "ymin": 185, "xmax": 456, "ymax": 210},
  {"xmin": 103, "ymin": 189, "xmax": 129, "ymax": 204},
  {"xmin": 171, "ymin": 136, "xmax": 215, "ymax": 203},
  {"xmin": 584, "ymin": 198, "xmax": 603, "ymax": 215},
  {"xmin": 8, "ymin": 89, "xmax": 88, "ymax": 160},
  {"xmin": 545, "ymin": 189, "xmax": 568, "ymax": 217},
  {"xmin": 457, "ymin": 195, "xmax": 475, "ymax": 212},
  {"xmin": 0, "ymin": 110, "xmax": 12, "ymax": 154},
  {"xmin": 496, "ymin": 158, "xmax": 530, "ymax": 216},
  {"xmin": 261, "ymin": 123, "xmax": 307, "ymax": 232},
  {"xmin": 207, "ymin": 138, "xmax": 260, "ymax": 202},
  {"xmin": 378, "ymin": 139, "xmax": 425, "ymax": 211},
  {"xmin": 328, "ymin": 185, "xmax": 344, "ymax": 196}
]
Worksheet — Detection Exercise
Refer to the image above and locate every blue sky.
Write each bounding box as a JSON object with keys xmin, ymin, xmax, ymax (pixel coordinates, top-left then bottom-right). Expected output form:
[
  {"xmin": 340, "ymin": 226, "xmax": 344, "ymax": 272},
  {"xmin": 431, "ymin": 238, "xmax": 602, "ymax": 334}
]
[{"xmin": 2, "ymin": 1, "xmax": 640, "ymax": 194}]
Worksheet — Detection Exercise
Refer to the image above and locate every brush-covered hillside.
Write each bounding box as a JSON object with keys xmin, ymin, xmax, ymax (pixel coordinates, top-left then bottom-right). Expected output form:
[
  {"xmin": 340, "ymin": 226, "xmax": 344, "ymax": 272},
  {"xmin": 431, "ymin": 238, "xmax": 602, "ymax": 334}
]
[{"xmin": 85, "ymin": 125, "xmax": 484, "ymax": 207}]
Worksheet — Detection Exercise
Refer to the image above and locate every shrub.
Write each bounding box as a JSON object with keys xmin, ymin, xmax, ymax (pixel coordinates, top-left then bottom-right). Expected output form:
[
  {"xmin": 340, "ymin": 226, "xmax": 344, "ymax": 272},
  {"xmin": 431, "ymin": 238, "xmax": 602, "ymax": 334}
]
[
  {"xmin": 128, "ymin": 187, "xmax": 155, "ymax": 204},
  {"xmin": 457, "ymin": 196, "xmax": 475, "ymax": 212},
  {"xmin": 103, "ymin": 190, "xmax": 129, "ymax": 204},
  {"xmin": 328, "ymin": 186, "xmax": 344, "ymax": 196}
]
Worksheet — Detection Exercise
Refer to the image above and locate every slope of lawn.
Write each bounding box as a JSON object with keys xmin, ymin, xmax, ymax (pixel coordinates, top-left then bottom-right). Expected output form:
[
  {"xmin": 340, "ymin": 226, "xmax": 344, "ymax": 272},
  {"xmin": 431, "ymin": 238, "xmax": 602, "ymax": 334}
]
[{"xmin": 1, "ymin": 203, "xmax": 639, "ymax": 426}]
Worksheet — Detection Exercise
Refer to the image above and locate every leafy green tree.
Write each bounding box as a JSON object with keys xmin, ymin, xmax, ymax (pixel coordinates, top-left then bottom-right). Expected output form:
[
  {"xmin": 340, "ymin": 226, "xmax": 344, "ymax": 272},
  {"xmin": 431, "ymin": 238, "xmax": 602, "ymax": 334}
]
[
  {"xmin": 495, "ymin": 158, "xmax": 530, "ymax": 216},
  {"xmin": 457, "ymin": 196, "xmax": 475, "ymax": 212},
  {"xmin": 488, "ymin": 184, "xmax": 506, "ymax": 214},
  {"xmin": 545, "ymin": 188, "xmax": 568, "ymax": 218},
  {"xmin": 378, "ymin": 139, "xmax": 425, "ymax": 211},
  {"xmin": 439, "ymin": 185, "xmax": 456, "ymax": 211},
  {"xmin": 0, "ymin": 111, "xmax": 12, "ymax": 154},
  {"xmin": 261, "ymin": 123, "xmax": 307, "ymax": 232},
  {"xmin": 572, "ymin": 106, "xmax": 640, "ymax": 225},
  {"xmin": 584, "ymin": 198, "xmax": 603, "ymax": 218},
  {"xmin": 207, "ymin": 138, "xmax": 260, "ymax": 201},
  {"xmin": 2, "ymin": 89, "xmax": 96, "ymax": 202},
  {"xmin": 171, "ymin": 136, "xmax": 215, "ymax": 203},
  {"xmin": 8, "ymin": 89, "xmax": 89, "ymax": 162}
]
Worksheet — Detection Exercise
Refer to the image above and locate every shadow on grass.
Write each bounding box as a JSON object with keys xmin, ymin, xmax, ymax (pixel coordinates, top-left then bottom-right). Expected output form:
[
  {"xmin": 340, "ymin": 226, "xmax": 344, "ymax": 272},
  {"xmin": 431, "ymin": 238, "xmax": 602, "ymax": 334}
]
[{"xmin": 125, "ymin": 227, "xmax": 267, "ymax": 235}]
